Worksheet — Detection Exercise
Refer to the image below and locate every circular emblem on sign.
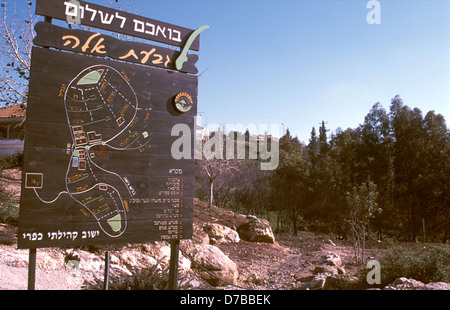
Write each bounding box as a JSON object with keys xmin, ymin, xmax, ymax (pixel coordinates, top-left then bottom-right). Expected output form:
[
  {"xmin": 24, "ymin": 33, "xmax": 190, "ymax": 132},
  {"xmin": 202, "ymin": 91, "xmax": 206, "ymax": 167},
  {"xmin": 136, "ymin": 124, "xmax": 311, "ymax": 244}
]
[{"xmin": 174, "ymin": 92, "xmax": 193, "ymax": 113}]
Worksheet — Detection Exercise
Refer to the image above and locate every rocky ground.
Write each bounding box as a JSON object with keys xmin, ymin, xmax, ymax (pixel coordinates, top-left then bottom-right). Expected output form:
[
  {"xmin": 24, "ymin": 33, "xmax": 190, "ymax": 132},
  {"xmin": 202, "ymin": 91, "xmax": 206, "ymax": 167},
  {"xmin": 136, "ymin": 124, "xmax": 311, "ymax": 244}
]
[
  {"xmin": 1, "ymin": 200, "xmax": 448, "ymax": 291},
  {"xmin": 0, "ymin": 169, "xmax": 449, "ymax": 291},
  {"xmin": 0, "ymin": 202, "xmax": 353, "ymax": 290},
  {"xmin": 0, "ymin": 201, "xmax": 357, "ymax": 290}
]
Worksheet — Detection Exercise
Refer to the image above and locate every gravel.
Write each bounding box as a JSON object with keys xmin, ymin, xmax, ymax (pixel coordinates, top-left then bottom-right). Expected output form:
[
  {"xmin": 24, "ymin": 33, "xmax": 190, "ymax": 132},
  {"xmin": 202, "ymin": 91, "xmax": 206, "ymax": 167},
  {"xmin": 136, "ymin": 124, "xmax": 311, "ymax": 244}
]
[{"xmin": 0, "ymin": 263, "xmax": 86, "ymax": 290}]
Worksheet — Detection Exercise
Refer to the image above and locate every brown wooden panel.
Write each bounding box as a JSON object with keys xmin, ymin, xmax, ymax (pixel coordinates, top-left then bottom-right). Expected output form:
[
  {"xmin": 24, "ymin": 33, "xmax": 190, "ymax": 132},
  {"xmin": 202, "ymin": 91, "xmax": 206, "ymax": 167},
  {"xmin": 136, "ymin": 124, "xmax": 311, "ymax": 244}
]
[
  {"xmin": 22, "ymin": 147, "xmax": 195, "ymax": 180},
  {"xmin": 35, "ymin": 0, "xmax": 200, "ymax": 51},
  {"xmin": 18, "ymin": 148, "xmax": 195, "ymax": 249},
  {"xmin": 26, "ymin": 97, "xmax": 196, "ymax": 133},
  {"xmin": 19, "ymin": 41, "xmax": 197, "ymax": 249},
  {"xmin": 18, "ymin": 217, "xmax": 193, "ymax": 248},
  {"xmin": 29, "ymin": 47, "xmax": 198, "ymax": 98},
  {"xmin": 27, "ymin": 76, "xmax": 197, "ymax": 118},
  {"xmin": 23, "ymin": 123, "xmax": 195, "ymax": 159},
  {"xmin": 20, "ymin": 174, "xmax": 194, "ymax": 200},
  {"xmin": 33, "ymin": 22, "xmax": 199, "ymax": 74}
]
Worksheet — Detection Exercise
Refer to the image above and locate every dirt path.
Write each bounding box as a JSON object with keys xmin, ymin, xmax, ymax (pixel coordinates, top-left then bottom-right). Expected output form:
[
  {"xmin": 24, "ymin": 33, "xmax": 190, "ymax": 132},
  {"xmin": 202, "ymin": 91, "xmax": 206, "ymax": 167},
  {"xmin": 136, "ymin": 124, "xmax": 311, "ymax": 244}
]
[{"xmin": 0, "ymin": 263, "xmax": 85, "ymax": 290}]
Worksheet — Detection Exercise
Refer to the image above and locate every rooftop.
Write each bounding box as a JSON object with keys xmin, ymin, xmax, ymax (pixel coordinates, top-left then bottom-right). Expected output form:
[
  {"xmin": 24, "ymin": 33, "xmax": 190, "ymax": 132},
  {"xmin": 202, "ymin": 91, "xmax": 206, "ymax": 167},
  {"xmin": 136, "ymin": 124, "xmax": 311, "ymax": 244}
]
[{"xmin": 0, "ymin": 104, "xmax": 26, "ymax": 119}]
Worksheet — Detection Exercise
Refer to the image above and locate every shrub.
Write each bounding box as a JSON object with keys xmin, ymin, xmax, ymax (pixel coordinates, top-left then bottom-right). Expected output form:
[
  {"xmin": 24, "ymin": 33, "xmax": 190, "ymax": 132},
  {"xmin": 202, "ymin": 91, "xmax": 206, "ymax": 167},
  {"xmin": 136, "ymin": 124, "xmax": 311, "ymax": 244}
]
[
  {"xmin": 328, "ymin": 244, "xmax": 450, "ymax": 290},
  {"xmin": 0, "ymin": 152, "xmax": 23, "ymax": 170},
  {"xmin": 0, "ymin": 187, "xmax": 19, "ymax": 224},
  {"xmin": 379, "ymin": 245, "xmax": 450, "ymax": 286},
  {"xmin": 85, "ymin": 263, "xmax": 169, "ymax": 290}
]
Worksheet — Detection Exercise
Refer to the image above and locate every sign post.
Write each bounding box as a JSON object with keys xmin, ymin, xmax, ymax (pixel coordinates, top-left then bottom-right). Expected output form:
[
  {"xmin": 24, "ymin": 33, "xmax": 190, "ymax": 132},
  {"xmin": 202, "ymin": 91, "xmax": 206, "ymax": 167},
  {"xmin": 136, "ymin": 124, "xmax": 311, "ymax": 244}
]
[
  {"xmin": 28, "ymin": 249, "xmax": 36, "ymax": 290},
  {"xmin": 19, "ymin": 0, "xmax": 207, "ymax": 289},
  {"xmin": 168, "ymin": 239, "xmax": 180, "ymax": 290},
  {"xmin": 103, "ymin": 251, "xmax": 110, "ymax": 290}
]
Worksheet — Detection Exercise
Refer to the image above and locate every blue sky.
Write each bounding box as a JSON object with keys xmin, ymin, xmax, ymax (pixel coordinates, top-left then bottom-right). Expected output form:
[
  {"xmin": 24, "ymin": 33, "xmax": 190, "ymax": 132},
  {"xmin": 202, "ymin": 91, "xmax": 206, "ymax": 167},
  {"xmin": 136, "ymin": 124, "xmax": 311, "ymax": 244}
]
[{"xmin": 27, "ymin": 0, "xmax": 450, "ymax": 143}]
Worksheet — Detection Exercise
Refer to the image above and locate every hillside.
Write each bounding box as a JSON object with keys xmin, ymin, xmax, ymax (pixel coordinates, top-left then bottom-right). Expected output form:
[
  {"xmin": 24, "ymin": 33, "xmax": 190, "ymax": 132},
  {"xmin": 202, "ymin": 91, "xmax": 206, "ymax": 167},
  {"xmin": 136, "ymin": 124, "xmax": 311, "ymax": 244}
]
[
  {"xmin": 1, "ymin": 197, "xmax": 448, "ymax": 290},
  {"xmin": 0, "ymin": 170, "xmax": 449, "ymax": 290}
]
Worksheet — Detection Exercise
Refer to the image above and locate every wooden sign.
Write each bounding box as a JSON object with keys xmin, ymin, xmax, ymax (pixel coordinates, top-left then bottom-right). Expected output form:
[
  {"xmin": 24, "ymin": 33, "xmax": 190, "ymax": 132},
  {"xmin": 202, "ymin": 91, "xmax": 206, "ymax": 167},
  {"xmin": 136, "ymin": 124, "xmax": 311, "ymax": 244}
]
[
  {"xmin": 18, "ymin": 0, "xmax": 204, "ymax": 249},
  {"xmin": 35, "ymin": 0, "xmax": 200, "ymax": 50},
  {"xmin": 33, "ymin": 22, "xmax": 199, "ymax": 74}
]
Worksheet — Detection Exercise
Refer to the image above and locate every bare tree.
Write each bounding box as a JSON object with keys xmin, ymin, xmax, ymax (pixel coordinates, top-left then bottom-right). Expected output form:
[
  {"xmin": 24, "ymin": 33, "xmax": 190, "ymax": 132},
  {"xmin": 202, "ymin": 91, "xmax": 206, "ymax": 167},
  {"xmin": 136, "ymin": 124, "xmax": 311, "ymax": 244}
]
[
  {"xmin": 0, "ymin": 1, "xmax": 36, "ymax": 106},
  {"xmin": 199, "ymin": 156, "xmax": 243, "ymax": 209},
  {"xmin": 0, "ymin": 0, "xmax": 139, "ymax": 108},
  {"xmin": 345, "ymin": 181, "xmax": 381, "ymax": 264},
  {"xmin": 197, "ymin": 128, "xmax": 248, "ymax": 208}
]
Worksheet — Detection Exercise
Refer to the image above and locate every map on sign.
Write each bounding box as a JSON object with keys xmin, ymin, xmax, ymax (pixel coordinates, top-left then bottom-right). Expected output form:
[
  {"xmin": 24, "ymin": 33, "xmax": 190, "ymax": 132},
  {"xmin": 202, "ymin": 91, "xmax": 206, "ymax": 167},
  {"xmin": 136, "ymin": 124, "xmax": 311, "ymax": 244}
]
[
  {"xmin": 18, "ymin": 0, "xmax": 200, "ymax": 249},
  {"xmin": 19, "ymin": 45, "xmax": 196, "ymax": 249},
  {"xmin": 31, "ymin": 65, "xmax": 152, "ymax": 238}
]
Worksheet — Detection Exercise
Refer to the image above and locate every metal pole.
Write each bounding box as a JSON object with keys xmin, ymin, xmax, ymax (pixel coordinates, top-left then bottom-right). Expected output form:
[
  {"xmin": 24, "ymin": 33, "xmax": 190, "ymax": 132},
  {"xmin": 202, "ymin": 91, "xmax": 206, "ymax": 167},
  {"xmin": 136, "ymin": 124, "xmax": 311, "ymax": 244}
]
[
  {"xmin": 28, "ymin": 248, "xmax": 36, "ymax": 290},
  {"xmin": 103, "ymin": 251, "xmax": 110, "ymax": 290},
  {"xmin": 168, "ymin": 239, "xmax": 180, "ymax": 290}
]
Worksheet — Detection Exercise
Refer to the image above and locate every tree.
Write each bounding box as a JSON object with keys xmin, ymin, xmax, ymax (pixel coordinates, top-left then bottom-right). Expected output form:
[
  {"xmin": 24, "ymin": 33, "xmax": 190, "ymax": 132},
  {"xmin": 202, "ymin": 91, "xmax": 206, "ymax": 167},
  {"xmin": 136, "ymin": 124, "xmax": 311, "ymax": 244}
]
[
  {"xmin": 304, "ymin": 121, "xmax": 335, "ymax": 226},
  {"xmin": 359, "ymin": 102, "xmax": 393, "ymax": 238},
  {"xmin": 420, "ymin": 111, "xmax": 450, "ymax": 241},
  {"xmin": 389, "ymin": 96, "xmax": 426, "ymax": 240},
  {"xmin": 270, "ymin": 129, "xmax": 306, "ymax": 234},
  {"xmin": 196, "ymin": 128, "xmax": 247, "ymax": 209},
  {"xmin": 318, "ymin": 120, "xmax": 330, "ymax": 155},
  {"xmin": 345, "ymin": 181, "xmax": 381, "ymax": 264},
  {"xmin": 0, "ymin": 0, "xmax": 137, "ymax": 107},
  {"xmin": 233, "ymin": 159, "xmax": 272, "ymax": 217},
  {"xmin": 328, "ymin": 127, "xmax": 360, "ymax": 238},
  {"xmin": 307, "ymin": 126, "xmax": 319, "ymax": 163},
  {"xmin": 0, "ymin": 1, "xmax": 36, "ymax": 106}
]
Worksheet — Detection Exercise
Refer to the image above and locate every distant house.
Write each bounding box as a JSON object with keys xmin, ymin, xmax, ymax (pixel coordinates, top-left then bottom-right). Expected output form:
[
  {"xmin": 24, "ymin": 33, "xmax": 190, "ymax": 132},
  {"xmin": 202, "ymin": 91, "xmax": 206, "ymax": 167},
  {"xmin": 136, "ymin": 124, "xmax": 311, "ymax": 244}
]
[
  {"xmin": 0, "ymin": 104, "xmax": 26, "ymax": 155},
  {"xmin": 196, "ymin": 124, "xmax": 210, "ymax": 141}
]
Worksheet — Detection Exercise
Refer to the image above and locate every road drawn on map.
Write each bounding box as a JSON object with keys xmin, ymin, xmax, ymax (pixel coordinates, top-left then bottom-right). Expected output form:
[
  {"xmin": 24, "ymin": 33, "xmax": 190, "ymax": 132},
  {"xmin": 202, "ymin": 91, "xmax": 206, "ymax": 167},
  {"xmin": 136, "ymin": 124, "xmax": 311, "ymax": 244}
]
[{"xmin": 33, "ymin": 65, "xmax": 152, "ymax": 238}]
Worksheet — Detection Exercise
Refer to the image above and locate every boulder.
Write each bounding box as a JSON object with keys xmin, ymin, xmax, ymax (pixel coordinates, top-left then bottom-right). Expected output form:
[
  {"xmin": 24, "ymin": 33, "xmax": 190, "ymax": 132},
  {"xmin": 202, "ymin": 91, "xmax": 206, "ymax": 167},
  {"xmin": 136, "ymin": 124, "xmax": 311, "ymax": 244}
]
[
  {"xmin": 188, "ymin": 243, "xmax": 239, "ymax": 286},
  {"xmin": 384, "ymin": 277, "xmax": 426, "ymax": 290},
  {"xmin": 203, "ymin": 223, "xmax": 240, "ymax": 244},
  {"xmin": 192, "ymin": 223, "xmax": 210, "ymax": 244},
  {"xmin": 309, "ymin": 273, "xmax": 328, "ymax": 290},
  {"xmin": 383, "ymin": 278, "xmax": 450, "ymax": 290},
  {"xmin": 425, "ymin": 282, "xmax": 450, "ymax": 290},
  {"xmin": 323, "ymin": 274, "xmax": 358, "ymax": 290},
  {"xmin": 308, "ymin": 273, "xmax": 357, "ymax": 290},
  {"xmin": 323, "ymin": 252, "xmax": 342, "ymax": 267},
  {"xmin": 237, "ymin": 217, "xmax": 275, "ymax": 243},
  {"xmin": 313, "ymin": 265, "xmax": 339, "ymax": 275}
]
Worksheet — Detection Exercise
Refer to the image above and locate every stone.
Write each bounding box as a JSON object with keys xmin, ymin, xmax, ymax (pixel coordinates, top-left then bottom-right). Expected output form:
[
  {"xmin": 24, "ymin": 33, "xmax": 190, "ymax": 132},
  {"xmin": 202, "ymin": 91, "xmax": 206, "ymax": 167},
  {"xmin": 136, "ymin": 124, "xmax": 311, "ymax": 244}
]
[
  {"xmin": 203, "ymin": 223, "xmax": 240, "ymax": 244},
  {"xmin": 192, "ymin": 223, "xmax": 210, "ymax": 244},
  {"xmin": 309, "ymin": 273, "xmax": 328, "ymax": 290},
  {"xmin": 392, "ymin": 277, "xmax": 424, "ymax": 287},
  {"xmin": 337, "ymin": 266, "xmax": 346, "ymax": 275},
  {"xmin": 178, "ymin": 273, "xmax": 206, "ymax": 289},
  {"xmin": 323, "ymin": 252, "xmax": 341, "ymax": 267},
  {"xmin": 188, "ymin": 243, "xmax": 238, "ymax": 286},
  {"xmin": 326, "ymin": 239, "xmax": 336, "ymax": 246},
  {"xmin": 237, "ymin": 217, "xmax": 275, "ymax": 243},
  {"xmin": 313, "ymin": 265, "xmax": 339, "ymax": 275},
  {"xmin": 323, "ymin": 274, "xmax": 359, "ymax": 290},
  {"xmin": 425, "ymin": 282, "xmax": 450, "ymax": 290},
  {"xmin": 384, "ymin": 277, "xmax": 426, "ymax": 290}
]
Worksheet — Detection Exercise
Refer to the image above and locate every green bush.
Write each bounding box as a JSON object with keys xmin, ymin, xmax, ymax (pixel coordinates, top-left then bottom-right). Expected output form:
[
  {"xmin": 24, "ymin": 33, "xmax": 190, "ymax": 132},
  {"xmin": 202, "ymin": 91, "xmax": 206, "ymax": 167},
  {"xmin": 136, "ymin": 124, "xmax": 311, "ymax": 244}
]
[
  {"xmin": 326, "ymin": 244, "xmax": 450, "ymax": 290},
  {"xmin": 379, "ymin": 245, "xmax": 450, "ymax": 286},
  {"xmin": 85, "ymin": 263, "xmax": 169, "ymax": 290},
  {"xmin": 0, "ymin": 152, "xmax": 23, "ymax": 170},
  {"xmin": 0, "ymin": 187, "xmax": 19, "ymax": 224}
]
